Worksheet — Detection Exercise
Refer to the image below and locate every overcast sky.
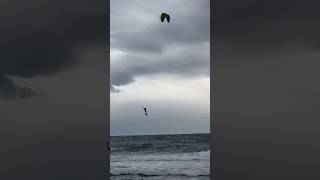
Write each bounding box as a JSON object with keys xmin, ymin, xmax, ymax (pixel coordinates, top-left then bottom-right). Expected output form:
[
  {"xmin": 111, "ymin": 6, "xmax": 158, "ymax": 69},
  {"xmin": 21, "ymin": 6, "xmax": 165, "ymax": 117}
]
[
  {"xmin": 213, "ymin": 1, "xmax": 320, "ymax": 179},
  {"xmin": 110, "ymin": 0, "xmax": 210, "ymax": 136},
  {"xmin": 0, "ymin": 1, "xmax": 107, "ymax": 178}
]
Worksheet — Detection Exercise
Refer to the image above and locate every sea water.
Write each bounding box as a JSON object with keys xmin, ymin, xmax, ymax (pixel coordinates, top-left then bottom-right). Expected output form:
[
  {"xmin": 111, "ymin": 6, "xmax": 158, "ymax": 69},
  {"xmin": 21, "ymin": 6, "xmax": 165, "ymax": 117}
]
[{"xmin": 110, "ymin": 133, "xmax": 210, "ymax": 180}]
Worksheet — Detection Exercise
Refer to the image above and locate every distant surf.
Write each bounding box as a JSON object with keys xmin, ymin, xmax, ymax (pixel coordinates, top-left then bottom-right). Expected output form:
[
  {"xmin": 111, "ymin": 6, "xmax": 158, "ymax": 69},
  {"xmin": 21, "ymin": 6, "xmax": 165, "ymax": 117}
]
[{"xmin": 110, "ymin": 133, "xmax": 210, "ymax": 180}]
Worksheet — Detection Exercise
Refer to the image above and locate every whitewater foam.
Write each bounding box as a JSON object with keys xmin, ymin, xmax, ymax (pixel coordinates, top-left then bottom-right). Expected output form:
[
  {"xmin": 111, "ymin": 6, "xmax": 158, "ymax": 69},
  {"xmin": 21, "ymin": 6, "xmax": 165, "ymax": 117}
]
[{"xmin": 111, "ymin": 150, "xmax": 210, "ymax": 177}]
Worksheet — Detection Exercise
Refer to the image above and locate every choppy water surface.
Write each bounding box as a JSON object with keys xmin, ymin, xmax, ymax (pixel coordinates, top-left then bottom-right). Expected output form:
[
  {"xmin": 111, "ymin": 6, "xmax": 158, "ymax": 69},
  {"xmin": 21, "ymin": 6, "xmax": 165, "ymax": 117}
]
[{"xmin": 110, "ymin": 133, "xmax": 210, "ymax": 180}]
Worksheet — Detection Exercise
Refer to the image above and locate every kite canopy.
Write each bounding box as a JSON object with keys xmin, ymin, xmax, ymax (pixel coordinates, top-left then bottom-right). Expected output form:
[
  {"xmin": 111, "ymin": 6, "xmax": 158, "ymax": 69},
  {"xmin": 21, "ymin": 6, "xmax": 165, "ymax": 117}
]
[{"xmin": 160, "ymin": 13, "xmax": 170, "ymax": 23}]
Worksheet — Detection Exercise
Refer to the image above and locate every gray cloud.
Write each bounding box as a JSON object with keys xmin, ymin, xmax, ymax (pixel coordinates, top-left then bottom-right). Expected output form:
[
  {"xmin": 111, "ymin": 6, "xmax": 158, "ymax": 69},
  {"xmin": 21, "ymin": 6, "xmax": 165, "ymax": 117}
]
[
  {"xmin": 0, "ymin": 0, "xmax": 106, "ymax": 98},
  {"xmin": 213, "ymin": 1, "xmax": 320, "ymax": 179},
  {"xmin": 112, "ymin": 10, "xmax": 209, "ymax": 54},
  {"xmin": 1, "ymin": 1, "xmax": 109, "ymax": 179},
  {"xmin": 110, "ymin": 0, "xmax": 210, "ymax": 88},
  {"xmin": 111, "ymin": 43, "xmax": 209, "ymax": 86},
  {"xmin": 215, "ymin": 0, "xmax": 320, "ymax": 59}
]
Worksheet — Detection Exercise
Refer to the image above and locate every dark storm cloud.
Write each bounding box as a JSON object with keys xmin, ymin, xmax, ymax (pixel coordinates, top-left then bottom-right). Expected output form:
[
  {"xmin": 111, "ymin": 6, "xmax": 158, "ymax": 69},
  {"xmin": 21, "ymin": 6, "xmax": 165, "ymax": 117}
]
[
  {"xmin": 0, "ymin": 0, "xmax": 107, "ymax": 98},
  {"xmin": 215, "ymin": 0, "xmax": 320, "ymax": 58},
  {"xmin": 213, "ymin": 1, "xmax": 320, "ymax": 179},
  {"xmin": 1, "ymin": 1, "xmax": 108, "ymax": 179},
  {"xmin": 111, "ymin": 0, "xmax": 210, "ymax": 87}
]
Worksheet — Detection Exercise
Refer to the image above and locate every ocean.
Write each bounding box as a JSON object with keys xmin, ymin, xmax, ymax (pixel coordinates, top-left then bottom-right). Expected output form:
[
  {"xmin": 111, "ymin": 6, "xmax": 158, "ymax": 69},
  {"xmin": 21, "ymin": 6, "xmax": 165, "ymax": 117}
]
[{"xmin": 110, "ymin": 133, "xmax": 210, "ymax": 180}]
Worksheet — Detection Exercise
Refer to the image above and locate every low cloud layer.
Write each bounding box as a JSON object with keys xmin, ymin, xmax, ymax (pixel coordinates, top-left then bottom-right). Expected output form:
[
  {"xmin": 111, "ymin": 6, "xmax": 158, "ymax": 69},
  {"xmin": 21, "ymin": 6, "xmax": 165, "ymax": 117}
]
[{"xmin": 0, "ymin": 75, "xmax": 36, "ymax": 99}]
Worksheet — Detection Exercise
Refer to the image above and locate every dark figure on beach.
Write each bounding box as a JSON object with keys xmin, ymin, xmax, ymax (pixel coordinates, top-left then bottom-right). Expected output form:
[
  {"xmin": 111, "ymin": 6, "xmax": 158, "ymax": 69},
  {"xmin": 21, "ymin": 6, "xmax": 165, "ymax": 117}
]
[
  {"xmin": 160, "ymin": 12, "xmax": 170, "ymax": 23},
  {"xmin": 106, "ymin": 142, "xmax": 110, "ymax": 152},
  {"xmin": 143, "ymin": 106, "xmax": 148, "ymax": 115}
]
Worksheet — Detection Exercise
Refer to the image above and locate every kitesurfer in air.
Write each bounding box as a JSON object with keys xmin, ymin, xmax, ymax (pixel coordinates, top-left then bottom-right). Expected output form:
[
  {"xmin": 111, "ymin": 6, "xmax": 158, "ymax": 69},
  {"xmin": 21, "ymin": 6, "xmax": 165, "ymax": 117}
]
[
  {"xmin": 140, "ymin": 13, "xmax": 170, "ymax": 116},
  {"xmin": 143, "ymin": 106, "xmax": 148, "ymax": 115}
]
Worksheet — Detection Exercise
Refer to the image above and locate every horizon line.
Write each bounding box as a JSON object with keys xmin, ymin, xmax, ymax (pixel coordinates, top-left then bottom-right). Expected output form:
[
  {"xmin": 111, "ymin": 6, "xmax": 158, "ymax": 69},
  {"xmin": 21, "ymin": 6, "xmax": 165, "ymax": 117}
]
[{"xmin": 110, "ymin": 132, "xmax": 210, "ymax": 137}]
